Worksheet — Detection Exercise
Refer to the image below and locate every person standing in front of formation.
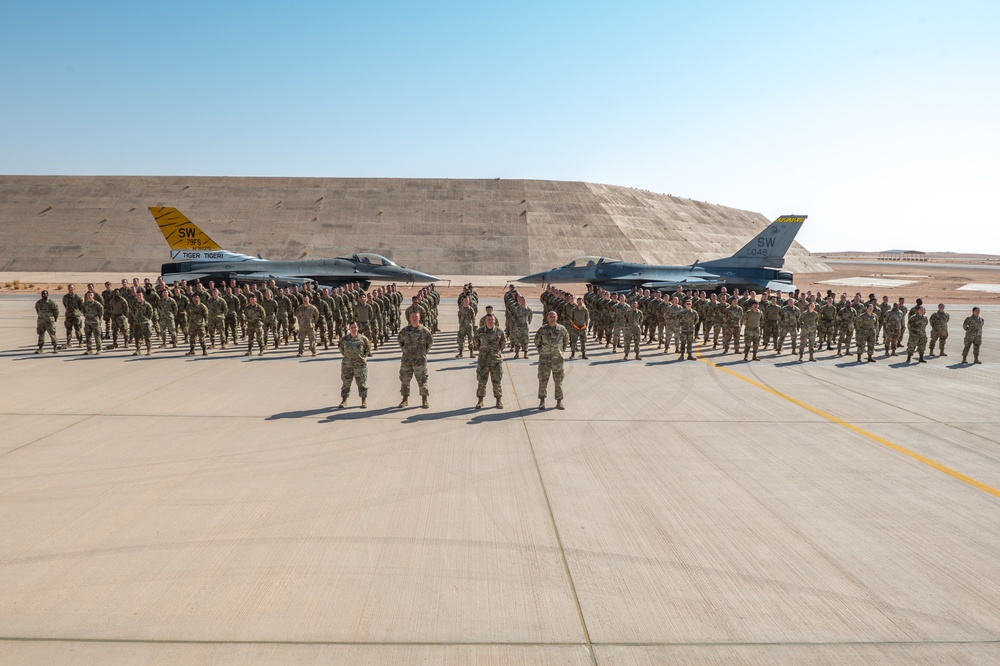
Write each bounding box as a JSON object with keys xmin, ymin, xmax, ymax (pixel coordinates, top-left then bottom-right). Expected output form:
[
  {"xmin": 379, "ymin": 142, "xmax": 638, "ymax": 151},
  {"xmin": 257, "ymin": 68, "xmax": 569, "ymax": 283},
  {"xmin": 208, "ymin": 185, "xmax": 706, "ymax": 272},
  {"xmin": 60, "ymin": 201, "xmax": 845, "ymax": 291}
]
[
  {"xmin": 339, "ymin": 322, "xmax": 372, "ymax": 408},
  {"xmin": 962, "ymin": 307, "xmax": 984, "ymax": 364},
  {"xmin": 534, "ymin": 311, "xmax": 569, "ymax": 410},
  {"xmin": 397, "ymin": 311, "xmax": 433, "ymax": 408},
  {"xmin": 474, "ymin": 313, "xmax": 506, "ymax": 409}
]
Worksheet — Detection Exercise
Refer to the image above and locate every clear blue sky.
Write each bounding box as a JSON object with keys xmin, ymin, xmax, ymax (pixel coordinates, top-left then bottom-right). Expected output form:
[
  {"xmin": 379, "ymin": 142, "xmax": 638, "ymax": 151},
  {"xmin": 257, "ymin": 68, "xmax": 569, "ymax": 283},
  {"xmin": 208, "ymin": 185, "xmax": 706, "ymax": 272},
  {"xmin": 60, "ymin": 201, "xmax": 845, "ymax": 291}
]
[{"xmin": 3, "ymin": 1, "xmax": 998, "ymax": 254}]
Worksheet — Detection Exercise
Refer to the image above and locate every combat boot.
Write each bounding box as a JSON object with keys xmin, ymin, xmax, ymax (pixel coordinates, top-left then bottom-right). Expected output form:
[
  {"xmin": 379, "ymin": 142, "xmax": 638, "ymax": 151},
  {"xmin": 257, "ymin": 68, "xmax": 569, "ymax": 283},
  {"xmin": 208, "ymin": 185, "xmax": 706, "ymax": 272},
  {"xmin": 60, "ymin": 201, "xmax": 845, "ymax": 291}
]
[
  {"xmin": 476, "ymin": 398, "xmax": 484, "ymax": 409},
  {"xmin": 495, "ymin": 398, "xmax": 503, "ymax": 409},
  {"xmin": 856, "ymin": 352, "xmax": 862, "ymax": 362},
  {"xmin": 581, "ymin": 353, "xmax": 588, "ymax": 360},
  {"xmin": 939, "ymin": 345, "xmax": 947, "ymax": 357},
  {"xmin": 974, "ymin": 356, "xmax": 981, "ymax": 364},
  {"xmin": 962, "ymin": 354, "xmax": 968, "ymax": 363},
  {"xmin": 752, "ymin": 353, "xmax": 760, "ymax": 361},
  {"xmin": 421, "ymin": 396, "xmax": 429, "ymax": 409},
  {"xmin": 556, "ymin": 400, "xmax": 565, "ymax": 410},
  {"xmin": 868, "ymin": 355, "xmax": 875, "ymax": 363},
  {"xmin": 399, "ymin": 397, "xmax": 408, "ymax": 408},
  {"xmin": 799, "ymin": 352, "xmax": 804, "ymax": 361},
  {"xmin": 455, "ymin": 352, "xmax": 463, "ymax": 358},
  {"xmin": 185, "ymin": 350, "xmax": 195, "ymax": 356},
  {"xmin": 360, "ymin": 398, "xmax": 367, "ymax": 408},
  {"xmin": 258, "ymin": 348, "xmax": 265, "ymax": 356},
  {"xmin": 539, "ymin": 399, "xmax": 546, "ymax": 410},
  {"xmin": 623, "ymin": 354, "xmax": 629, "ymax": 361},
  {"xmin": 918, "ymin": 353, "xmax": 926, "ymax": 363},
  {"xmin": 245, "ymin": 350, "xmax": 252, "ymax": 356},
  {"xmin": 906, "ymin": 352, "xmax": 913, "ymax": 363},
  {"xmin": 296, "ymin": 351, "xmax": 303, "ymax": 357},
  {"xmin": 338, "ymin": 398, "xmax": 347, "ymax": 409},
  {"xmin": 635, "ymin": 353, "xmax": 641, "ymax": 360},
  {"xmin": 687, "ymin": 354, "xmax": 695, "ymax": 361},
  {"xmin": 570, "ymin": 352, "xmax": 576, "ymax": 360},
  {"xmin": 743, "ymin": 352, "xmax": 749, "ymax": 361},
  {"xmin": 810, "ymin": 353, "xmax": 816, "ymax": 362}
]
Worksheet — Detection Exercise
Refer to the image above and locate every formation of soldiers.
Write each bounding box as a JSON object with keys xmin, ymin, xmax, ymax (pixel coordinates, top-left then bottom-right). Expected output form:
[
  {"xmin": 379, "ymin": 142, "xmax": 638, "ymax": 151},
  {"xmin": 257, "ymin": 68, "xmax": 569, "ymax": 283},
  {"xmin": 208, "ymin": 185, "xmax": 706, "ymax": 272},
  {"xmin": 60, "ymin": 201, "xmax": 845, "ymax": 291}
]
[
  {"xmin": 538, "ymin": 285, "xmax": 987, "ymax": 366},
  {"xmin": 28, "ymin": 280, "xmax": 989, "ymax": 413},
  {"xmin": 33, "ymin": 278, "xmax": 422, "ymax": 358}
]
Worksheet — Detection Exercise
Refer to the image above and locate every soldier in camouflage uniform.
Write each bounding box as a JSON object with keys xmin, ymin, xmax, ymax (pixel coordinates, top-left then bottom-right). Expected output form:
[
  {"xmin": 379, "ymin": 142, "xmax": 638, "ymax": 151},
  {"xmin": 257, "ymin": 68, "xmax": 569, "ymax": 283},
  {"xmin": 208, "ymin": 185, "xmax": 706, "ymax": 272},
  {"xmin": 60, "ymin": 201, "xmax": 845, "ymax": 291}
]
[
  {"xmin": 677, "ymin": 299, "xmax": 699, "ymax": 361},
  {"xmin": 777, "ymin": 298, "xmax": 799, "ymax": 355},
  {"xmin": 928, "ymin": 304, "xmax": 950, "ymax": 357},
  {"xmin": 339, "ymin": 322, "xmax": 373, "ymax": 408},
  {"xmin": 661, "ymin": 296, "xmax": 681, "ymax": 354},
  {"xmin": 534, "ymin": 311, "xmax": 569, "ymax": 410},
  {"xmin": 855, "ymin": 303, "xmax": 878, "ymax": 363},
  {"xmin": 568, "ymin": 297, "xmax": 590, "ymax": 360},
  {"xmin": 474, "ymin": 313, "xmax": 507, "ymax": 409},
  {"xmin": 763, "ymin": 296, "xmax": 781, "ymax": 350},
  {"xmin": 905, "ymin": 305, "xmax": 929, "ymax": 363},
  {"xmin": 743, "ymin": 300, "xmax": 762, "ymax": 361},
  {"xmin": 456, "ymin": 296, "xmax": 476, "ymax": 358},
  {"xmin": 397, "ymin": 311, "xmax": 433, "ymax": 408},
  {"xmin": 185, "ymin": 294, "xmax": 210, "ymax": 356},
  {"xmin": 295, "ymin": 295, "xmax": 320, "ymax": 357},
  {"xmin": 109, "ymin": 289, "xmax": 130, "ymax": 349},
  {"xmin": 223, "ymin": 287, "xmax": 241, "ymax": 345},
  {"xmin": 276, "ymin": 288, "xmax": 293, "ymax": 345},
  {"xmin": 622, "ymin": 300, "xmax": 643, "ymax": 360},
  {"xmin": 205, "ymin": 288, "xmax": 228, "ymax": 348},
  {"xmin": 818, "ymin": 297, "xmax": 838, "ymax": 350},
  {"xmin": 836, "ymin": 301, "xmax": 857, "ymax": 356},
  {"xmin": 722, "ymin": 297, "xmax": 744, "ymax": 355},
  {"xmin": 131, "ymin": 291, "xmax": 155, "ymax": 356},
  {"xmin": 243, "ymin": 295, "xmax": 266, "ymax": 356},
  {"xmin": 962, "ymin": 307, "xmax": 984, "ymax": 364},
  {"xmin": 511, "ymin": 295, "xmax": 533, "ymax": 359},
  {"xmin": 81, "ymin": 291, "xmax": 104, "ymax": 355},
  {"xmin": 883, "ymin": 303, "xmax": 904, "ymax": 356},
  {"xmin": 62, "ymin": 284, "xmax": 84, "ymax": 347},
  {"xmin": 158, "ymin": 288, "xmax": 179, "ymax": 347}
]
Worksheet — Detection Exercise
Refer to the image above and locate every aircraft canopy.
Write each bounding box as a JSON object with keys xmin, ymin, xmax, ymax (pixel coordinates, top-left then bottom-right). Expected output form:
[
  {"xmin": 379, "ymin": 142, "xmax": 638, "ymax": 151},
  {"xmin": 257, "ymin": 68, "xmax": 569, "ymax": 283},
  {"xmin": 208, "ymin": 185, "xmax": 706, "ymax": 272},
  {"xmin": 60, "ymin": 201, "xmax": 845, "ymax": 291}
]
[
  {"xmin": 561, "ymin": 256, "xmax": 621, "ymax": 269},
  {"xmin": 339, "ymin": 253, "xmax": 398, "ymax": 266}
]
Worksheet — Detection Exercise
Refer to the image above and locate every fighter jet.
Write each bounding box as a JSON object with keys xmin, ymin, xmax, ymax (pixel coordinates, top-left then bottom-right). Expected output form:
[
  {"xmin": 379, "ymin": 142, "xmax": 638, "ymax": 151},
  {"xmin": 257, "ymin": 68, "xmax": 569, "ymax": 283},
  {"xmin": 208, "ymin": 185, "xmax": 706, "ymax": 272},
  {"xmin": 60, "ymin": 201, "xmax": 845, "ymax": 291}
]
[
  {"xmin": 518, "ymin": 215, "xmax": 807, "ymax": 293},
  {"xmin": 151, "ymin": 207, "xmax": 439, "ymax": 288}
]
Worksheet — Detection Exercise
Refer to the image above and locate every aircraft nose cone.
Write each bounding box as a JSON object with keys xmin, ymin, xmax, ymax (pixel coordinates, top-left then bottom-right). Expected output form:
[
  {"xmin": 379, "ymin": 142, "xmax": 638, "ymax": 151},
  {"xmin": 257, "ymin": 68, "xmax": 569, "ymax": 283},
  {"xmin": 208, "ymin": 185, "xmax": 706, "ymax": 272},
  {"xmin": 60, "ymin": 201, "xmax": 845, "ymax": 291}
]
[{"xmin": 517, "ymin": 271, "xmax": 547, "ymax": 283}]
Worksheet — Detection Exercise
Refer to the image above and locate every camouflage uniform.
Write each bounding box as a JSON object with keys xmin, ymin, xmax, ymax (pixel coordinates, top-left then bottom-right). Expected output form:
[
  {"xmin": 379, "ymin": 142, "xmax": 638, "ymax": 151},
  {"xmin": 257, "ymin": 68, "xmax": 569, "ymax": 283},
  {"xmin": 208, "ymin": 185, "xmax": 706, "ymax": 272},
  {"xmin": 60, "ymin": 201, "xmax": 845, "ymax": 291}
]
[
  {"xmin": 622, "ymin": 306, "xmax": 643, "ymax": 359},
  {"xmin": 456, "ymin": 304, "xmax": 476, "ymax": 357},
  {"xmin": 676, "ymin": 305, "xmax": 699, "ymax": 360},
  {"xmin": 722, "ymin": 302, "xmax": 744, "ymax": 354},
  {"xmin": 855, "ymin": 310, "xmax": 878, "ymax": 362},
  {"xmin": 62, "ymin": 291, "xmax": 84, "ymax": 346},
  {"xmin": 295, "ymin": 301, "xmax": 320, "ymax": 356},
  {"xmin": 777, "ymin": 303, "xmax": 799, "ymax": 354},
  {"xmin": 928, "ymin": 310, "xmax": 950, "ymax": 356},
  {"xmin": 132, "ymin": 298, "xmax": 155, "ymax": 355},
  {"xmin": 205, "ymin": 294, "xmax": 228, "ymax": 347},
  {"xmin": 534, "ymin": 323, "xmax": 569, "ymax": 404},
  {"xmin": 884, "ymin": 308, "xmax": 904, "ymax": 356},
  {"xmin": 905, "ymin": 312, "xmax": 929, "ymax": 361},
  {"xmin": 511, "ymin": 304, "xmax": 533, "ymax": 358},
  {"xmin": 962, "ymin": 313, "xmax": 984, "ymax": 363},
  {"xmin": 261, "ymin": 295, "xmax": 279, "ymax": 348},
  {"xmin": 109, "ymin": 293, "xmax": 130, "ymax": 348},
  {"xmin": 743, "ymin": 308, "xmax": 762, "ymax": 360},
  {"xmin": 34, "ymin": 296, "xmax": 60, "ymax": 353},
  {"xmin": 158, "ymin": 294, "xmax": 179, "ymax": 347},
  {"xmin": 836, "ymin": 306, "xmax": 857, "ymax": 355},
  {"xmin": 475, "ymin": 325, "xmax": 506, "ymax": 403},
  {"xmin": 398, "ymin": 323, "xmax": 433, "ymax": 404},
  {"xmin": 244, "ymin": 302, "xmax": 266, "ymax": 355},
  {"xmin": 186, "ymin": 301, "xmax": 210, "ymax": 355},
  {"xmin": 82, "ymin": 298, "xmax": 104, "ymax": 354},
  {"xmin": 339, "ymin": 332, "xmax": 372, "ymax": 402},
  {"xmin": 818, "ymin": 303, "xmax": 838, "ymax": 349}
]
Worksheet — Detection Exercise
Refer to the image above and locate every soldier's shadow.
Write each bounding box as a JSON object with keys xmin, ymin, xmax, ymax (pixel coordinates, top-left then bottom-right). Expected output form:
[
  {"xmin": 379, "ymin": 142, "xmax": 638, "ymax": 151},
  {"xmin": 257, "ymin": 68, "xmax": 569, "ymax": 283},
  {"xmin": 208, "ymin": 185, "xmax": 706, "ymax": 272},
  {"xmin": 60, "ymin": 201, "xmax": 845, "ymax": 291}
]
[
  {"xmin": 712, "ymin": 359, "xmax": 752, "ymax": 367},
  {"xmin": 467, "ymin": 408, "xmax": 545, "ymax": 424},
  {"xmin": 436, "ymin": 365, "xmax": 476, "ymax": 372},
  {"xmin": 403, "ymin": 406, "xmax": 479, "ymax": 423},
  {"xmin": 834, "ymin": 360, "xmax": 867, "ymax": 368},
  {"xmin": 267, "ymin": 406, "xmax": 339, "ymax": 420},
  {"xmin": 321, "ymin": 406, "xmax": 398, "ymax": 421}
]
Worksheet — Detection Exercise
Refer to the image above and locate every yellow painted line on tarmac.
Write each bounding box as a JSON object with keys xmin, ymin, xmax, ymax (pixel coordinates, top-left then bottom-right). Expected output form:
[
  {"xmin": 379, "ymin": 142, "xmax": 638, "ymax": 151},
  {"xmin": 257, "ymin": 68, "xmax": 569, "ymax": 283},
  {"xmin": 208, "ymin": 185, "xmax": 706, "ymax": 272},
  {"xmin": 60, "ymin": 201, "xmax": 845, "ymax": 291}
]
[{"xmin": 696, "ymin": 350, "xmax": 1000, "ymax": 500}]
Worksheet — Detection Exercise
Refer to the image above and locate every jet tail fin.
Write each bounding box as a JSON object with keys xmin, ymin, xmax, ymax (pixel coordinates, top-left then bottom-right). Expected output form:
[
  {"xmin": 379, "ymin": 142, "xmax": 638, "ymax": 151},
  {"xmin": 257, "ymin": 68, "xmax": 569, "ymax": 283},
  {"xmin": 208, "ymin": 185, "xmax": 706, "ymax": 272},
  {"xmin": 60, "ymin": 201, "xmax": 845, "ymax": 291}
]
[
  {"xmin": 150, "ymin": 207, "xmax": 223, "ymax": 252},
  {"xmin": 702, "ymin": 215, "xmax": 806, "ymax": 269}
]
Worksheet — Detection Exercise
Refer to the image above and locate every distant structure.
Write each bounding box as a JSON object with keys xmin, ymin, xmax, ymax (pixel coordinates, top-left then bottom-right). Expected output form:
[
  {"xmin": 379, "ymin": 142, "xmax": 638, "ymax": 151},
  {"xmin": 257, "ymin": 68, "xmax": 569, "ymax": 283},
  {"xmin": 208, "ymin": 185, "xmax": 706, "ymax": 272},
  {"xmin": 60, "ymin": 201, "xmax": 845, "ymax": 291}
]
[
  {"xmin": 878, "ymin": 250, "xmax": 928, "ymax": 261},
  {"xmin": 0, "ymin": 176, "xmax": 829, "ymax": 276}
]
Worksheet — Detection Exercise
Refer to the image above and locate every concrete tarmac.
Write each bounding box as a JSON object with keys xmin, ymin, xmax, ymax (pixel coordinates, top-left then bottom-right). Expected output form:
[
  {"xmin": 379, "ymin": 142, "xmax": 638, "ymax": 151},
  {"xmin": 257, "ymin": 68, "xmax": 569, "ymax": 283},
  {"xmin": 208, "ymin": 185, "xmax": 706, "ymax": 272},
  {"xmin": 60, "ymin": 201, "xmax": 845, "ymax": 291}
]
[{"xmin": 1, "ymin": 295, "xmax": 998, "ymax": 664}]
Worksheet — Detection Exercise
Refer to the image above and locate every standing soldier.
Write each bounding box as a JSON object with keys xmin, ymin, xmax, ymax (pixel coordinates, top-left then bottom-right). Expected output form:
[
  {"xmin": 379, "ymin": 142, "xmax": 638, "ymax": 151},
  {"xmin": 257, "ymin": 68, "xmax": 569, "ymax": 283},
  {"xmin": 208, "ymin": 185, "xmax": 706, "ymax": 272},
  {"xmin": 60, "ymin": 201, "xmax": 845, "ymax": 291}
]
[
  {"xmin": 205, "ymin": 288, "xmax": 228, "ymax": 348},
  {"xmin": 722, "ymin": 297, "xmax": 743, "ymax": 355},
  {"xmin": 818, "ymin": 297, "xmax": 838, "ymax": 350},
  {"xmin": 883, "ymin": 302, "xmax": 904, "ymax": 356},
  {"xmin": 534, "ymin": 310, "xmax": 569, "ymax": 410},
  {"xmin": 475, "ymin": 313, "xmax": 507, "ymax": 409},
  {"xmin": 797, "ymin": 301, "xmax": 820, "ymax": 361},
  {"xmin": 339, "ymin": 322, "xmax": 372, "ymax": 408},
  {"xmin": 855, "ymin": 303, "xmax": 878, "ymax": 363},
  {"xmin": 662, "ymin": 296, "xmax": 681, "ymax": 355},
  {"xmin": 33, "ymin": 290, "xmax": 60, "ymax": 354},
  {"xmin": 100, "ymin": 281, "xmax": 114, "ymax": 339},
  {"xmin": 62, "ymin": 284, "xmax": 84, "ymax": 347},
  {"xmin": 928, "ymin": 304, "xmax": 950, "ymax": 357},
  {"xmin": 962, "ymin": 307, "xmax": 984, "ymax": 364},
  {"xmin": 569, "ymin": 297, "xmax": 590, "ymax": 360},
  {"xmin": 836, "ymin": 302, "xmax": 857, "ymax": 356},
  {"xmin": 223, "ymin": 287, "xmax": 241, "ymax": 346},
  {"xmin": 777, "ymin": 298, "xmax": 799, "ymax": 355},
  {"xmin": 109, "ymin": 289, "xmax": 130, "ymax": 349},
  {"xmin": 295, "ymin": 295, "xmax": 320, "ymax": 357},
  {"xmin": 763, "ymin": 296, "xmax": 781, "ymax": 350},
  {"xmin": 622, "ymin": 300, "xmax": 643, "ymax": 360},
  {"xmin": 397, "ymin": 311, "xmax": 433, "ymax": 408},
  {"xmin": 276, "ymin": 288, "xmax": 293, "ymax": 345},
  {"xmin": 131, "ymin": 291, "xmax": 155, "ymax": 356},
  {"xmin": 743, "ymin": 300, "xmax": 762, "ymax": 361},
  {"xmin": 456, "ymin": 296, "xmax": 476, "ymax": 358},
  {"xmin": 185, "ymin": 294, "xmax": 210, "ymax": 356},
  {"xmin": 243, "ymin": 294, "xmax": 267, "ymax": 356},
  {"xmin": 261, "ymin": 290, "xmax": 279, "ymax": 348},
  {"xmin": 676, "ymin": 299, "xmax": 700, "ymax": 361},
  {"xmin": 81, "ymin": 291, "xmax": 104, "ymax": 355},
  {"xmin": 905, "ymin": 305, "xmax": 929, "ymax": 364},
  {"xmin": 158, "ymin": 288, "xmax": 179, "ymax": 348},
  {"xmin": 511, "ymin": 295, "xmax": 533, "ymax": 359}
]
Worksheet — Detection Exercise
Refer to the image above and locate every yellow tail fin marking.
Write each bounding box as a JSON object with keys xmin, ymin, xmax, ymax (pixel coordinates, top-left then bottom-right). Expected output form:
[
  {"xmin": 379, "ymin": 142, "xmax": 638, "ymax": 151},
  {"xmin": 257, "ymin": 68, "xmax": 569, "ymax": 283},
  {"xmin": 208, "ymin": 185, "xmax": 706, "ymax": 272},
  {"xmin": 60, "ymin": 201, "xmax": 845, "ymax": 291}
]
[{"xmin": 150, "ymin": 207, "xmax": 222, "ymax": 251}]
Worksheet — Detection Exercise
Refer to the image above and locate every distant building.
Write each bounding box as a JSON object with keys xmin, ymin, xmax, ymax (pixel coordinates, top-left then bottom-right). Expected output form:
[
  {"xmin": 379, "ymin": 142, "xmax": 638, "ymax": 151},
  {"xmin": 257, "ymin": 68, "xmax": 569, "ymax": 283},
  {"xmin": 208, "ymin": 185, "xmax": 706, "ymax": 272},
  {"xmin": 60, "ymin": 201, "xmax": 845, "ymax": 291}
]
[{"xmin": 878, "ymin": 249, "xmax": 927, "ymax": 261}]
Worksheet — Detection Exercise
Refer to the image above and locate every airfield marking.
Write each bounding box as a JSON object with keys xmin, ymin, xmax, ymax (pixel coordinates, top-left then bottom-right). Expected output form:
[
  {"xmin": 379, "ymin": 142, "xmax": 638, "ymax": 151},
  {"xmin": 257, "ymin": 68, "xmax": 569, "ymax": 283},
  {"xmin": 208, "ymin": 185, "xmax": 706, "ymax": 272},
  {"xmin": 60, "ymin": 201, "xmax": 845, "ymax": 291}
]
[{"xmin": 694, "ymin": 349, "xmax": 1000, "ymax": 501}]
